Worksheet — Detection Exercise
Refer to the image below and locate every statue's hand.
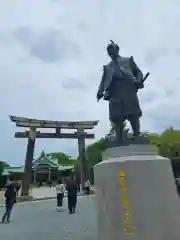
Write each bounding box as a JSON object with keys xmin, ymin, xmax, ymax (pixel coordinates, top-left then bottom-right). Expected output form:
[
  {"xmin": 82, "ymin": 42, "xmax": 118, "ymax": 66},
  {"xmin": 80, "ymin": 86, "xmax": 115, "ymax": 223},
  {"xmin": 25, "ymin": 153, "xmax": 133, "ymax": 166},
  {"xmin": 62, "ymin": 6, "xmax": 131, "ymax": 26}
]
[
  {"xmin": 97, "ymin": 92, "xmax": 104, "ymax": 102},
  {"xmin": 139, "ymin": 83, "xmax": 144, "ymax": 89},
  {"xmin": 134, "ymin": 80, "xmax": 144, "ymax": 89}
]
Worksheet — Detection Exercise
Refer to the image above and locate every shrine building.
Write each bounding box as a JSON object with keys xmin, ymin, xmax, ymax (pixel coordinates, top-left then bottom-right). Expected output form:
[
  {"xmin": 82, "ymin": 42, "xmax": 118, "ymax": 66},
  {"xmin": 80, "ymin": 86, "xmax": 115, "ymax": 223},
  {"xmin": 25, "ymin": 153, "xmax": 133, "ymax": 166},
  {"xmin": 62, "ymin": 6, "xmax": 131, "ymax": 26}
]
[{"xmin": 2, "ymin": 151, "xmax": 74, "ymax": 184}]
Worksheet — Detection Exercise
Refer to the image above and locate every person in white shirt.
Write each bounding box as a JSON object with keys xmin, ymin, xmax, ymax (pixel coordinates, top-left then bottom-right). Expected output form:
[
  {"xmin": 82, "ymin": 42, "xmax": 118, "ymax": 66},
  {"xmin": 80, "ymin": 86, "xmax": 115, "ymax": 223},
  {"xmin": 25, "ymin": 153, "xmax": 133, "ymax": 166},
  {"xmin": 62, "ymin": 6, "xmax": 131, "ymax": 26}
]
[
  {"xmin": 56, "ymin": 179, "xmax": 66, "ymax": 211},
  {"xmin": 84, "ymin": 179, "xmax": 90, "ymax": 195}
]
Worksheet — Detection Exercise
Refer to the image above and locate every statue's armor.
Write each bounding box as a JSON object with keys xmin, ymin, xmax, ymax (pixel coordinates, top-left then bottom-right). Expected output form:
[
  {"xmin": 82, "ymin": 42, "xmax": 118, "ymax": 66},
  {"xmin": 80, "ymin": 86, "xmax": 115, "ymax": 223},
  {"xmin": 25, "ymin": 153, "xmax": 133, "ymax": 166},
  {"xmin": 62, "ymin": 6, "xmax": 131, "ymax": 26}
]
[
  {"xmin": 112, "ymin": 56, "xmax": 135, "ymax": 79},
  {"xmin": 98, "ymin": 56, "xmax": 143, "ymax": 122}
]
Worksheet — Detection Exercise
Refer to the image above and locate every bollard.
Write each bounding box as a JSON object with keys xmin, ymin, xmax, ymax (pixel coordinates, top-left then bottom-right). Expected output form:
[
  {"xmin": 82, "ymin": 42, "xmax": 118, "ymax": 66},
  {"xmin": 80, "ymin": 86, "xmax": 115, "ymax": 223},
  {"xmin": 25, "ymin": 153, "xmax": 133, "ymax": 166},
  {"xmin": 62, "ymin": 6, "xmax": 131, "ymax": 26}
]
[{"xmin": 94, "ymin": 144, "xmax": 180, "ymax": 240}]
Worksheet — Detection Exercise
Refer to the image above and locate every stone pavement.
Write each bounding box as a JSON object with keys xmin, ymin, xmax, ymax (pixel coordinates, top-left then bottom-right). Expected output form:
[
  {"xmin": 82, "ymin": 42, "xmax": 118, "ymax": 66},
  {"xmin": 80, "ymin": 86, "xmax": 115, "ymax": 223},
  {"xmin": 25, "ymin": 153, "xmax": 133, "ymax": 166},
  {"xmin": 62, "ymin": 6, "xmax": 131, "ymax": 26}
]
[
  {"xmin": 30, "ymin": 186, "xmax": 65, "ymax": 199},
  {"xmin": 30, "ymin": 186, "xmax": 95, "ymax": 199},
  {"xmin": 0, "ymin": 187, "xmax": 58, "ymax": 204},
  {"xmin": 0, "ymin": 186, "xmax": 95, "ymax": 205},
  {"xmin": 0, "ymin": 191, "xmax": 4, "ymax": 203},
  {"xmin": 0, "ymin": 186, "xmax": 80, "ymax": 203},
  {"xmin": 0, "ymin": 196, "xmax": 98, "ymax": 240}
]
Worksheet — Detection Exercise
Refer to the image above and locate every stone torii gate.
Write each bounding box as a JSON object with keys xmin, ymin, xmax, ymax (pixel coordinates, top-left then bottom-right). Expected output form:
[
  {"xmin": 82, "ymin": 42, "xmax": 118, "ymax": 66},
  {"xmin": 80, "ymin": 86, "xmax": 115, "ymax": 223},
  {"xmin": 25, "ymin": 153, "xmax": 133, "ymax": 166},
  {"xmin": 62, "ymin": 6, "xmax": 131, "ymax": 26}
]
[{"xmin": 9, "ymin": 116, "xmax": 98, "ymax": 196}]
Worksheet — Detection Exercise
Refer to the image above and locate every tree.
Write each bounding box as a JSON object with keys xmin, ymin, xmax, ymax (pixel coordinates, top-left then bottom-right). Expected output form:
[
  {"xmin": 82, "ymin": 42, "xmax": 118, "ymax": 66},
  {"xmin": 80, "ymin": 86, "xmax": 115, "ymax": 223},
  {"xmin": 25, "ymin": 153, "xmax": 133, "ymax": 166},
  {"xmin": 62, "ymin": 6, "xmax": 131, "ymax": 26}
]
[
  {"xmin": 47, "ymin": 152, "xmax": 74, "ymax": 165},
  {"xmin": 86, "ymin": 138, "xmax": 108, "ymax": 168},
  {"xmin": 85, "ymin": 127, "xmax": 180, "ymax": 169},
  {"xmin": 158, "ymin": 128, "xmax": 180, "ymax": 158},
  {"xmin": 142, "ymin": 132, "xmax": 160, "ymax": 146},
  {"xmin": 0, "ymin": 161, "xmax": 10, "ymax": 189},
  {"xmin": 86, "ymin": 122, "xmax": 129, "ymax": 168},
  {"xmin": 0, "ymin": 161, "xmax": 10, "ymax": 174},
  {"xmin": 45, "ymin": 127, "xmax": 180, "ymax": 180},
  {"xmin": 106, "ymin": 121, "xmax": 129, "ymax": 139}
]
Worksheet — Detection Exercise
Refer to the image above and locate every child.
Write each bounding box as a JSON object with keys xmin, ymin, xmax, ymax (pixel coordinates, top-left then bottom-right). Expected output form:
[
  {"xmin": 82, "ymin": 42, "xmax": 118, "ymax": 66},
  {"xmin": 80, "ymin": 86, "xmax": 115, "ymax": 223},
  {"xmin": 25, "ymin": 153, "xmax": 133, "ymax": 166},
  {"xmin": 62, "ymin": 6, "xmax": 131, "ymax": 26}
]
[
  {"xmin": 1, "ymin": 185, "xmax": 16, "ymax": 223},
  {"xmin": 56, "ymin": 179, "xmax": 66, "ymax": 211}
]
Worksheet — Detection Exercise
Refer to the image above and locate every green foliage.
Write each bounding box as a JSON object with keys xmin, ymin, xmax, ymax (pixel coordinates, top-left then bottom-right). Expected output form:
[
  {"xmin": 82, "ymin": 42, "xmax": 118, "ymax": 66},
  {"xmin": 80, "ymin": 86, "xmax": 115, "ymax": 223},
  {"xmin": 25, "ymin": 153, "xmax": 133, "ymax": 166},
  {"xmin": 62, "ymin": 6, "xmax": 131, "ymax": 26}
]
[
  {"xmin": 106, "ymin": 121, "xmax": 129, "ymax": 138},
  {"xmin": 85, "ymin": 127, "xmax": 180, "ymax": 169},
  {"xmin": 86, "ymin": 137, "xmax": 109, "ymax": 168},
  {"xmin": 45, "ymin": 127, "xmax": 180, "ymax": 176},
  {"xmin": 140, "ymin": 132, "xmax": 161, "ymax": 147},
  {"xmin": 47, "ymin": 152, "xmax": 80, "ymax": 173},
  {"xmin": 86, "ymin": 123, "xmax": 129, "ymax": 168},
  {"xmin": 47, "ymin": 152, "xmax": 75, "ymax": 165},
  {"xmin": 0, "ymin": 161, "xmax": 10, "ymax": 174},
  {"xmin": 0, "ymin": 161, "xmax": 10, "ymax": 189},
  {"xmin": 0, "ymin": 161, "xmax": 9, "ymax": 168},
  {"xmin": 158, "ymin": 128, "xmax": 180, "ymax": 158}
]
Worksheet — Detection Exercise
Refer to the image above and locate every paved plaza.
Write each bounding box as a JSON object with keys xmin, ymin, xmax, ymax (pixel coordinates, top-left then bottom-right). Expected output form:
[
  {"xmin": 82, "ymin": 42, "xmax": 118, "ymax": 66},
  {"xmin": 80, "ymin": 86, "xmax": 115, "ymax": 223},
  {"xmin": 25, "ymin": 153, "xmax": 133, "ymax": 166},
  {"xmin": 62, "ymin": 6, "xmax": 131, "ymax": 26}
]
[
  {"xmin": 0, "ymin": 186, "xmax": 79, "ymax": 204},
  {"xmin": 0, "ymin": 196, "xmax": 98, "ymax": 240},
  {"xmin": 30, "ymin": 186, "xmax": 66, "ymax": 199}
]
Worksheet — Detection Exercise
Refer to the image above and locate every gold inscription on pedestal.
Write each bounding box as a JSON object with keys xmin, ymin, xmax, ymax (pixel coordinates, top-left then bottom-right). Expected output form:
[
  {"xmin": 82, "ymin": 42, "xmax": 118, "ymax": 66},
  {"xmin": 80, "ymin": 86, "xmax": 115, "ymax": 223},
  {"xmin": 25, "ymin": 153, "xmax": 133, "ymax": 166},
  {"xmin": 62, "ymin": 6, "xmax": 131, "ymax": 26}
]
[{"xmin": 120, "ymin": 170, "xmax": 135, "ymax": 235}]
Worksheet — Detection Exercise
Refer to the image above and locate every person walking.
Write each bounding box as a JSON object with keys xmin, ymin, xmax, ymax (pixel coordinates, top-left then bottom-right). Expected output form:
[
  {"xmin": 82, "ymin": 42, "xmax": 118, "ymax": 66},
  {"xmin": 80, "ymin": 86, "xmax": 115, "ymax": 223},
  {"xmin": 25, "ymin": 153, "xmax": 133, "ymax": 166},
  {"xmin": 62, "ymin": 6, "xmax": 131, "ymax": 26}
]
[
  {"xmin": 76, "ymin": 179, "xmax": 81, "ymax": 193},
  {"xmin": 84, "ymin": 179, "xmax": 90, "ymax": 195},
  {"xmin": 1, "ymin": 185, "xmax": 16, "ymax": 223},
  {"xmin": 66, "ymin": 177, "xmax": 78, "ymax": 214},
  {"xmin": 48, "ymin": 180, "xmax": 52, "ymax": 188},
  {"xmin": 15, "ymin": 182, "xmax": 21, "ymax": 196},
  {"xmin": 56, "ymin": 179, "xmax": 66, "ymax": 211}
]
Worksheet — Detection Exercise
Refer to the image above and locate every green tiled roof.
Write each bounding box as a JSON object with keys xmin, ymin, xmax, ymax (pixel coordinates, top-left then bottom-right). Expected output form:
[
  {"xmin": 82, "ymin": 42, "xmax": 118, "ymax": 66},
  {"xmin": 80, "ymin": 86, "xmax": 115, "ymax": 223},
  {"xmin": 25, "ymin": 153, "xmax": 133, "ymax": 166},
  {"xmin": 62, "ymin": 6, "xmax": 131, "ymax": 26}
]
[
  {"xmin": 32, "ymin": 150, "xmax": 59, "ymax": 168},
  {"xmin": 2, "ymin": 167, "xmax": 24, "ymax": 176},
  {"xmin": 58, "ymin": 165, "xmax": 74, "ymax": 171},
  {"xmin": 2, "ymin": 151, "xmax": 75, "ymax": 176}
]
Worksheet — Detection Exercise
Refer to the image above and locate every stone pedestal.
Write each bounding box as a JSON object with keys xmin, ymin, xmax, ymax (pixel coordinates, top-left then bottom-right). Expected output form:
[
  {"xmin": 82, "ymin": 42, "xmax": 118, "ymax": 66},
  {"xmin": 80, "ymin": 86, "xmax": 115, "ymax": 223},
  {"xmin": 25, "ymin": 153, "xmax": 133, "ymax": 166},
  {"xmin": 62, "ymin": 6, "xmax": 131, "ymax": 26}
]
[{"xmin": 94, "ymin": 145, "xmax": 180, "ymax": 240}]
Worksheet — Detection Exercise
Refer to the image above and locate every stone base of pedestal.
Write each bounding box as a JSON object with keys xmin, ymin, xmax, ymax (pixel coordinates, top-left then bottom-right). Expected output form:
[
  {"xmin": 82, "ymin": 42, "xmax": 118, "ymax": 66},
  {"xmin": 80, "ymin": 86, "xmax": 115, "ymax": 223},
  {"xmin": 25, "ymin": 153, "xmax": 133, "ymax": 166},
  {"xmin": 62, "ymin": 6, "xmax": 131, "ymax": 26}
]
[{"xmin": 94, "ymin": 144, "xmax": 180, "ymax": 240}]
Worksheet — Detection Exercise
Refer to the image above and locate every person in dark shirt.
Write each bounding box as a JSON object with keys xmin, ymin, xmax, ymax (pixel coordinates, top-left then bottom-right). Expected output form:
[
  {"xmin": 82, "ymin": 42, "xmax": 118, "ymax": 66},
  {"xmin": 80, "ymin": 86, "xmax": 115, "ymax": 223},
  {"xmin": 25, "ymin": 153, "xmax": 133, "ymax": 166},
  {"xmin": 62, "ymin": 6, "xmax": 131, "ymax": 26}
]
[
  {"xmin": 66, "ymin": 178, "xmax": 78, "ymax": 214},
  {"xmin": 1, "ymin": 185, "xmax": 16, "ymax": 223}
]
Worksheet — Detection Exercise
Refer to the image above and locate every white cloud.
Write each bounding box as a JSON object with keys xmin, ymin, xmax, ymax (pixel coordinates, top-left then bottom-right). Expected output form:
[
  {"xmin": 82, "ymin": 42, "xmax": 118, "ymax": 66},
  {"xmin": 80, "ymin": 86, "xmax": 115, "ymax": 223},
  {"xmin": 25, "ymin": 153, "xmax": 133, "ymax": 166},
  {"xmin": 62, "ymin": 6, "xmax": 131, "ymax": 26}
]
[{"xmin": 0, "ymin": 0, "xmax": 180, "ymax": 164}]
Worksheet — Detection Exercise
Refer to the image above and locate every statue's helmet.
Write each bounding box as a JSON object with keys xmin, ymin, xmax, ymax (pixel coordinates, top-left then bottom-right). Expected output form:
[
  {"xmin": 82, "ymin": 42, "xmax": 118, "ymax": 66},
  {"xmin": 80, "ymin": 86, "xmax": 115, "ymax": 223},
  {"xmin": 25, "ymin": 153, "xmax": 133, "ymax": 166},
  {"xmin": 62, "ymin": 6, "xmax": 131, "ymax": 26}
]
[{"xmin": 107, "ymin": 40, "xmax": 119, "ymax": 52}]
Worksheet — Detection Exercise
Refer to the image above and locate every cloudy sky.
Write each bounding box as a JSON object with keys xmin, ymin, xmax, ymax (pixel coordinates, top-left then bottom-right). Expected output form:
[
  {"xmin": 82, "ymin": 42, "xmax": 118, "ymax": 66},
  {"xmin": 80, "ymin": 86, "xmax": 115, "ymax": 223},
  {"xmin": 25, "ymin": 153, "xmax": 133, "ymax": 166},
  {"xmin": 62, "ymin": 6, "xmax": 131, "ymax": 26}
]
[{"xmin": 1, "ymin": 0, "xmax": 180, "ymax": 165}]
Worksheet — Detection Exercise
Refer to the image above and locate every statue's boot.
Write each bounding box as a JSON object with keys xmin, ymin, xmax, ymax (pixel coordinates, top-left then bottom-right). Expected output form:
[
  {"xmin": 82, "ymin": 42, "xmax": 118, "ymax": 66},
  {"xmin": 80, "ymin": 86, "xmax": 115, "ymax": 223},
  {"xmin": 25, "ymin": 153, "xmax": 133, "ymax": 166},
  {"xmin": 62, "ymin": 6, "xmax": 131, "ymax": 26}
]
[
  {"xmin": 114, "ymin": 122, "xmax": 124, "ymax": 142},
  {"xmin": 128, "ymin": 115, "xmax": 140, "ymax": 138}
]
